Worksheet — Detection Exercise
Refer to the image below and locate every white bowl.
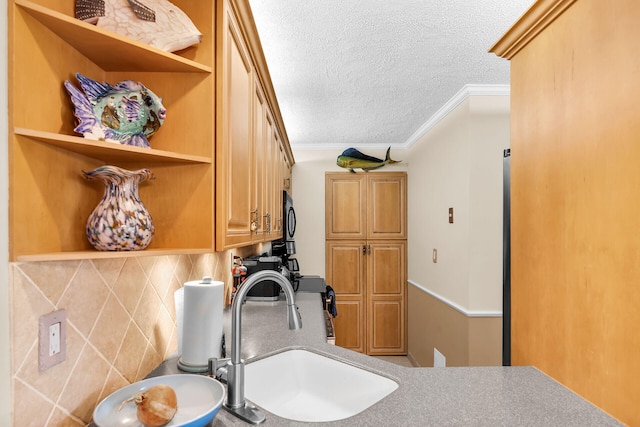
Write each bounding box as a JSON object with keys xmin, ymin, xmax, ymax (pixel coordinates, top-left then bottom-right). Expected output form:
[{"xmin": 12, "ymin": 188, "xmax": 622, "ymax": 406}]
[{"xmin": 93, "ymin": 374, "xmax": 225, "ymax": 427}]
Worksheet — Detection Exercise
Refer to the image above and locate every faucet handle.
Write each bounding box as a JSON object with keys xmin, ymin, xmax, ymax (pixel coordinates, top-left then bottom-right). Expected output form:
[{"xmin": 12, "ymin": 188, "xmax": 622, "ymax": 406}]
[{"xmin": 208, "ymin": 357, "xmax": 230, "ymax": 382}]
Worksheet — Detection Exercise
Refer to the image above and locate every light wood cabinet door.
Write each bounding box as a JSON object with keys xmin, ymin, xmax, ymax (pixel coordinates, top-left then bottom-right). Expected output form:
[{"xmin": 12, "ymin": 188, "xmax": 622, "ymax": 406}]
[
  {"xmin": 367, "ymin": 241, "xmax": 406, "ymax": 354},
  {"xmin": 334, "ymin": 296, "xmax": 365, "ymax": 353},
  {"xmin": 252, "ymin": 80, "xmax": 267, "ymax": 241},
  {"xmin": 264, "ymin": 112, "xmax": 276, "ymax": 237},
  {"xmin": 216, "ymin": 0, "xmax": 254, "ymax": 249},
  {"xmin": 326, "ymin": 241, "xmax": 366, "ymax": 295},
  {"xmin": 367, "ymin": 173, "xmax": 407, "ymax": 239},
  {"xmin": 326, "ymin": 240, "xmax": 366, "ymax": 352},
  {"xmin": 326, "ymin": 240, "xmax": 406, "ymax": 354},
  {"xmin": 325, "ymin": 174, "xmax": 367, "ymax": 239},
  {"xmin": 368, "ymin": 296, "xmax": 405, "ymax": 354}
]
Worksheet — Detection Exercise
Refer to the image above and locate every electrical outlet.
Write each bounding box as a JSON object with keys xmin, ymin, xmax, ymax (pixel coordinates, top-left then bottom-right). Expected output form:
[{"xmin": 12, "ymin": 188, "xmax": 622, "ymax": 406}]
[{"xmin": 39, "ymin": 309, "xmax": 66, "ymax": 371}]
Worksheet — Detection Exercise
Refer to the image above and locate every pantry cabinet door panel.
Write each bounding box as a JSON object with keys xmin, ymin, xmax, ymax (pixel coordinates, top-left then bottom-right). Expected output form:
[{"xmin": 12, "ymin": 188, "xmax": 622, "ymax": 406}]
[
  {"xmin": 369, "ymin": 241, "xmax": 406, "ymax": 295},
  {"xmin": 367, "ymin": 173, "xmax": 407, "ymax": 239},
  {"xmin": 334, "ymin": 297, "xmax": 365, "ymax": 353},
  {"xmin": 326, "ymin": 241, "xmax": 365, "ymax": 295},
  {"xmin": 368, "ymin": 297, "xmax": 405, "ymax": 354},
  {"xmin": 325, "ymin": 174, "xmax": 367, "ymax": 239}
]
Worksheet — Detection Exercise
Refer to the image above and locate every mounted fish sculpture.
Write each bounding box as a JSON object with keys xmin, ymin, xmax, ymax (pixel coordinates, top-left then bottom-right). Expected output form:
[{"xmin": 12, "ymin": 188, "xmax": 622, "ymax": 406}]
[
  {"xmin": 75, "ymin": 0, "xmax": 202, "ymax": 53},
  {"xmin": 337, "ymin": 147, "xmax": 401, "ymax": 172},
  {"xmin": 64, "ymin": 73, "xmax": 166, "ymax": 148}
]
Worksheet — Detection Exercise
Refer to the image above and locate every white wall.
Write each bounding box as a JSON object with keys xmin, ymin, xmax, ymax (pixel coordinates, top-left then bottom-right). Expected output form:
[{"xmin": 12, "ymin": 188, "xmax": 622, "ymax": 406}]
[
  {"xmin": 1, "ymin": 0, "xmax": 11, "ymax": 423},
  {"xmin": 407, "ymin": 95, "xmax": 509, "ymax": 312}
]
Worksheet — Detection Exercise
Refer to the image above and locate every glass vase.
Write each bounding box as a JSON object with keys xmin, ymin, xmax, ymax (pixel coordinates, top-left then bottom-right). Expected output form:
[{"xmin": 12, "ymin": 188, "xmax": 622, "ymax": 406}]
[{"xmin": 83, "ymin": 165, "xmax": 155, "ymax": 251}]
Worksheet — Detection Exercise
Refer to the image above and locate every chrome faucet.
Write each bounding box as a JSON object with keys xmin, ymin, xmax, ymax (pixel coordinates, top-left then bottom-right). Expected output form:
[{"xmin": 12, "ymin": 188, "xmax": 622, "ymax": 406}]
[{"xmin": 218, "ymin": 269, "xmax": 302, "ymax": 424}]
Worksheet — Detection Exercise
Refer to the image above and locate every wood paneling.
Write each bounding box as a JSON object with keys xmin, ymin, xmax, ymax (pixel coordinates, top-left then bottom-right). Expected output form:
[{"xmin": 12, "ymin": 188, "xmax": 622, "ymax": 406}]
[{"xmin": 491, "ymin": 1, "xmax": 640, "ymax": 424}]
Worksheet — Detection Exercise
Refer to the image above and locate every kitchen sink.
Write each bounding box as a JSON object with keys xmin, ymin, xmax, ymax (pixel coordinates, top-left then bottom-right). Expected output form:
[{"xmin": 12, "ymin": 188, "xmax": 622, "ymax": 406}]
[{"xmin": 244, "ymin": 348, "xmax": 398, "ymax": 422}]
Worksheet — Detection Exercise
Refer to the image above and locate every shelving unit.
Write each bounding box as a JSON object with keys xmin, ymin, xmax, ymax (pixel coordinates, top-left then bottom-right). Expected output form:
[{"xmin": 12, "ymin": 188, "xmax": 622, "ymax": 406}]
[{"xmin": 8, "ymin": 0, "xmax": 215, "ymax": 261}]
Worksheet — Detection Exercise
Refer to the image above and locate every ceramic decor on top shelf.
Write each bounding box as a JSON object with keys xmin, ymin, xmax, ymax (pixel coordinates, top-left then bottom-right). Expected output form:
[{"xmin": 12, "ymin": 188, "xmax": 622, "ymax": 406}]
[
  {"xmin": 64, "ymin": 73, "xmax": 166, "ymax": 148},
  {"xmin": 75, "ymin": 0, "xmax": 203, "ymax": 53}
]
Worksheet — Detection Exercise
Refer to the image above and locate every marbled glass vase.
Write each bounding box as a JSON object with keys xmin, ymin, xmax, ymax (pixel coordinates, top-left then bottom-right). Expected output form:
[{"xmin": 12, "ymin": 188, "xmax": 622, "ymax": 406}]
[{"xmin": 83, "ymin": 165, "xmax": 155, "ymax": 251}]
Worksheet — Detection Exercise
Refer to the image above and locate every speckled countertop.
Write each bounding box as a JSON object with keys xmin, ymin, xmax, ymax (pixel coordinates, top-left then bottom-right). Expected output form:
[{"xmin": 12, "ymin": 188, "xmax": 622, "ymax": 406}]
[{"xmin": 149, "ymin": 293, "xmax": 622, "ymax": 427}]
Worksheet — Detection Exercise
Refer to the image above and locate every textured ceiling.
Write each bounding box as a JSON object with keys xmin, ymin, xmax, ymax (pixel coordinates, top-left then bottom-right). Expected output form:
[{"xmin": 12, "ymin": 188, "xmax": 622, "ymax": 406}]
[{"xmin": 248, "ymin": 0, "xmax": 533, "ymax": 150}]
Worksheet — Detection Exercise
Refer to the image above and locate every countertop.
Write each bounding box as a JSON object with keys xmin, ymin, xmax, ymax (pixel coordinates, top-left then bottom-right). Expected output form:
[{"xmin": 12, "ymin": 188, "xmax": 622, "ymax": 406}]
[{"xmin": 149, "ymin": 293, "xmax": 622, "ymax": 426}]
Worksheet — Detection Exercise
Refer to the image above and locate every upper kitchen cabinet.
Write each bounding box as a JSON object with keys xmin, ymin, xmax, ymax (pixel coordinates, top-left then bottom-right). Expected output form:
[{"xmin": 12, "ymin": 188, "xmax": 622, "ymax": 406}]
[
  {"xmin": 215, "ymin": 0, "xmax": 294, "ymax": 250},
  {"xmin": 8, "ymin": 0, "xmax": 215, "ymax": 261},
  {"xmin": 325, "ymin": 172, "xmax": 407, "ymax": 240},
  {"xmin": 215, "ymin": 0, "xmax": 254, "ymax": 248}
]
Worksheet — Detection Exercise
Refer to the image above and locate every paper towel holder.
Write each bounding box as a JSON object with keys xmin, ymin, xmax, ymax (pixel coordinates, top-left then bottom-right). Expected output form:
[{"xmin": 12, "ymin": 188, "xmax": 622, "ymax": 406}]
[{"xmin": 177, "ymin": 276, "xmax": 225, "ymax": 373}]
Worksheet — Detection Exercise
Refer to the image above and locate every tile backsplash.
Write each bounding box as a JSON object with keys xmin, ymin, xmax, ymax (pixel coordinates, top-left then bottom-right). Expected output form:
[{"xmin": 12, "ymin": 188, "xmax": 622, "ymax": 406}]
[{"xmin": 9, "ymin": 252, "xmax": 234, "ymax": 426}]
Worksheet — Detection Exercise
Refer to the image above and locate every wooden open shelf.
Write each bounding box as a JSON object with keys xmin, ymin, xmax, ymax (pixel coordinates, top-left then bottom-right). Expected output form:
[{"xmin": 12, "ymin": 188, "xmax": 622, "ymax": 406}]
[
  {"xmin": 9, "ymin": 0, "xmax": 215, "ymax": 261},
  {"xmin": 15, "ymin": 128, "xmax": 212, "ymax": 165},
  {"xmin": 15, "ymin": 0, "xmax": 212, "ymax": 73}
]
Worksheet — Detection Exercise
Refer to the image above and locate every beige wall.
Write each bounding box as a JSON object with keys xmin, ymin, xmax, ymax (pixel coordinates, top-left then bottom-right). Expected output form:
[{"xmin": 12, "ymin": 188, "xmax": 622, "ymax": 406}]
[
  {"xmin": 6, "ymin": 248, "xmax": 262, "ymax": 426},
  {"xmin": 408, "ymin": 284, "xmax": 501, "ymax": 367},
  {"xmin": 494, "ymin": 0, "xmax": 640, "ymax": 424},
  {"xmin": 404, "ymin": 95, "xmax": 509, "ymax": 366},
  {"xmin": 406, "ymin": 95, "xmax": 509, "ymax": 312}
]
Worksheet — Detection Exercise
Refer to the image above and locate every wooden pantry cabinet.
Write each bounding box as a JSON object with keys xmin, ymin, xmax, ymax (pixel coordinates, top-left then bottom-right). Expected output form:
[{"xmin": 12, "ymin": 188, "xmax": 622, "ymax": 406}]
[
  {"xmin": 325, "ymin": 172, "xmax": 407, "ymax": 355},
  {"xmin": 215, "ymin": 0, "xmax": 293, "ymax": 250},
  {"xmin": 7, "ymin": 0, "xmax": 293, "ymax": 261}
]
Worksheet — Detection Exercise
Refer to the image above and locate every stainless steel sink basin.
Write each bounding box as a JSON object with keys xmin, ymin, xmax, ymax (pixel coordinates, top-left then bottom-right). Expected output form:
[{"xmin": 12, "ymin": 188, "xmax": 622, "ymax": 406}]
[{"xmin": 244, "ymin": 348, "xmax": 398, "ymax": 422}]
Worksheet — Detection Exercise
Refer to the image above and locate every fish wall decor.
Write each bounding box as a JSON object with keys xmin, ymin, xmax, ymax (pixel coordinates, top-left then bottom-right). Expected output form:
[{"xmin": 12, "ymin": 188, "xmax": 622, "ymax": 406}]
[
  {"xmin": 336, "ymin": 147, "xmax": 400, "ymax": 172},
  {"xmin": 75, "ymin": 0, "xmax": 202, "ymax": 53},
  {"xmin": 64, "ymin": 73, "xmax": 166, "ymax": 148}
]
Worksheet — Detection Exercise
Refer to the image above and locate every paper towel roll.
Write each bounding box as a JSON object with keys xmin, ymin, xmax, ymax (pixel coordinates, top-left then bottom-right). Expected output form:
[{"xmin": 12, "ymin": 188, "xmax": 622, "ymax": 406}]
[{"xmin": 177, "ymin": 277, "xmax": 224, "ymax": 372}]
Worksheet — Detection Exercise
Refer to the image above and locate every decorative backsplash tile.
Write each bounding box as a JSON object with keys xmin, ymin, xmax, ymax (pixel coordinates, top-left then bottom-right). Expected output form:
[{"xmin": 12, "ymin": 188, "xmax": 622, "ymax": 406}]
[{"xmin": 9, "ymin": 252, "xmax": 233, "ymax": 426}]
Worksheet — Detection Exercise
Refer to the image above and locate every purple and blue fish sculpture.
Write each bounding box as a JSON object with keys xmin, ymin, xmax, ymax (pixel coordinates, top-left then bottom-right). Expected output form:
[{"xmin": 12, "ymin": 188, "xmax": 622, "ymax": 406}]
[{"xmin": 64, "ymin": 73, "xmax": 166, "ymax": 148}]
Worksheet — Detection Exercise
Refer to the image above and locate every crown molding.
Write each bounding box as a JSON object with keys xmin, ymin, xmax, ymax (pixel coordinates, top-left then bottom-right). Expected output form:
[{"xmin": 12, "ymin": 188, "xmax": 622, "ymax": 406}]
[
  {"xmin": 401, "ymin": 84, "xmax": 510, "ymax": 149},
  {"xmin": 489, "ymin": 0, "xmax": 577, "ymax": 60},
  {"xmin": 291, "ymin": 84, "xmax": 510, "ymax": 151}
]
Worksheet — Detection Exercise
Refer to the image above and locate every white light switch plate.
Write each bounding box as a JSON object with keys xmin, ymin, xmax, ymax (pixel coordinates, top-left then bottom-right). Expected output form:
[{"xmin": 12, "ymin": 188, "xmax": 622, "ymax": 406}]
[{"xmin": 39, "ymin": 309, "xmax": 66, "ymax": 371}]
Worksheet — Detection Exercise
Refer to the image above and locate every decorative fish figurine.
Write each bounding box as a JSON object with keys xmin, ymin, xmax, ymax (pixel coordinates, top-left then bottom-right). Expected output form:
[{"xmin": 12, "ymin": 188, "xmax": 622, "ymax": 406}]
[
  {"xmin": 64, "ymin": 73, "xmax": 166, "ymax": 148},
  {"xmin": 336, "ymin": 147, "xmax": 401, "ymax": 173},
  {"xmin": 75, "ymin": 0, "xmax": 202, "ymax": 53}
]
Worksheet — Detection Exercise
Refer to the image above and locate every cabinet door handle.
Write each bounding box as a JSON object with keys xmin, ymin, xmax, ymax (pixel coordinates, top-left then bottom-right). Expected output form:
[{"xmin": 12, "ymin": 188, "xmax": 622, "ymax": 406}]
[
  {"xmin": 362, "ymin": 244, "xmax": 367, "ymax": 255},
  {"xmin": 251, "ymin": 209, "xmax": 258, "ymax": 232}
]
